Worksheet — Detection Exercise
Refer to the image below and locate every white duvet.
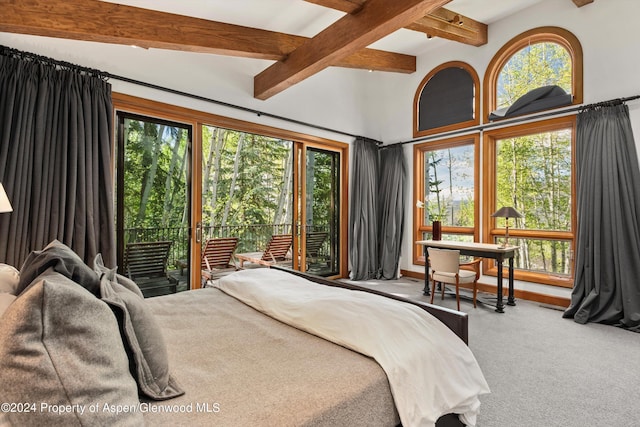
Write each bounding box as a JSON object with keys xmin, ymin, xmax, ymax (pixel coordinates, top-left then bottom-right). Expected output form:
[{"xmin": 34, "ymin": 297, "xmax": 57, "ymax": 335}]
[{"xmin": 215, "ymin": 269, "xmax": 490, "ymax": 427}]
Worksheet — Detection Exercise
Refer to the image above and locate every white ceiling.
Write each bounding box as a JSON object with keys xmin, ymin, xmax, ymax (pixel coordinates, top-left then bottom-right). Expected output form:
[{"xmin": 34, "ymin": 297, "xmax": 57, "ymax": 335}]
[{"xmin": 99, "ymin": 0, "xmax": 546, "ymax": 57}]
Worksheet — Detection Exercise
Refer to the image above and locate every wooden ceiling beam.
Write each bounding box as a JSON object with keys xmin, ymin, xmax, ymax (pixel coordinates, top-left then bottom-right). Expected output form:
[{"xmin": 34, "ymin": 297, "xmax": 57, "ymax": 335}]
[
  {"xmin": 305, "ymin": 0, "xmax": 487, "ymax": 46},
  {"xmin": 0, "ymin": 0, "xmax": 415, "ymax": 73},
  {"xmin": 255, "ymin": 0, "xmax": 450, "ymax": 100},
  {"xmin": 305, "ymin": 0, "xmax": 366, "ymax": 14},
  {"xmin": 406, "ymin": 8, "xmax": 487, "ymax": 46},
  {"xmin": 0, "ymin": 0, "xmax": 296, "ymax": 59}
]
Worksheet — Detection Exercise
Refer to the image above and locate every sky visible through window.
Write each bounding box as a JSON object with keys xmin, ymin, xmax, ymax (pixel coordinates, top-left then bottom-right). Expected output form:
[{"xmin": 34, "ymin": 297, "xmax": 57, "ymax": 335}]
[{"xmin": 423, "ymin": 145, "xmax": 474, "ymax": 227}]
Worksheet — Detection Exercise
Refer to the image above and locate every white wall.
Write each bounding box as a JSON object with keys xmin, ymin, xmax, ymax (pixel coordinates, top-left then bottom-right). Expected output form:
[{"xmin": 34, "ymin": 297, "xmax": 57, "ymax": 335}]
[{"xmin": 370, "ymin": 0, "xmax": 640, "ymax": 279}]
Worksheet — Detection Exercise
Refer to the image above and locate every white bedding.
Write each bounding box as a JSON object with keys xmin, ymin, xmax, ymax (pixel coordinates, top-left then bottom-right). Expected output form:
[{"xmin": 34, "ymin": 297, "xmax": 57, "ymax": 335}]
[{"xmin": 215, "ymin": 269, "xmax": 490, "ymax": 427}]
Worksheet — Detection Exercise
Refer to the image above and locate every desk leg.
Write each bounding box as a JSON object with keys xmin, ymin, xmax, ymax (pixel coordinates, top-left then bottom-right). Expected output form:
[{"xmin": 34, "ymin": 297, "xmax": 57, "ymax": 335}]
[
  {"xmin": 423, "ymin": 256, "xmax": 431, "ymax": 296},
  {"xmin": 507, "ymin": 257, "xmax": 516, "ymax": 306},
  {"xmin": 496, "ymin": 260, "xmax": 505, "ymax": 313}
]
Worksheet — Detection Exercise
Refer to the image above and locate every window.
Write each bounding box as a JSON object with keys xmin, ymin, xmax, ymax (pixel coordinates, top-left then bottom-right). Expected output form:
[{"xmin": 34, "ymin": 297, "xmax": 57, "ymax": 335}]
[
  {"xmin": 414, "ymin": 62, "xmax": 479, "ymax": 137},
  {"xmin": 483, "ymin": 117, "xmax": 575, "ymax": 287},
  {"xmin": 480, "ymin": 27, "xmax": 580, "ymax": 286},
  {"xmin": 412, "ymin": 27, "xmax": 581, "ymax": 287},
  {"xmin": 413, "ymin": 135, "xmax": 479, "ymax": 264},
  {"xmin": 483, "ymin": 26, "xmax": 583, "ymax": 122},
  {"xmin": 113, "ymin": 93, "xmax": 349, "ymax": 283},
  {"xmin": 495, "ymin": 42, "xmax": 571, "ymax": 112}
]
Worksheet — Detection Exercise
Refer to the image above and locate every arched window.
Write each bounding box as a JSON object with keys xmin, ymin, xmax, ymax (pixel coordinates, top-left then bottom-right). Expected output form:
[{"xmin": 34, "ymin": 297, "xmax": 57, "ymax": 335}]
[
  {"xmin": 413, "ymin": 61, "xmax": 479, "ymax": 137},
  {"xmin": 483, "ymin": 27, "xmax": 583, "ymax": 122},
  {"xmin": 480, "ymin": 26, "xmax": 581, "ymax": 287}
]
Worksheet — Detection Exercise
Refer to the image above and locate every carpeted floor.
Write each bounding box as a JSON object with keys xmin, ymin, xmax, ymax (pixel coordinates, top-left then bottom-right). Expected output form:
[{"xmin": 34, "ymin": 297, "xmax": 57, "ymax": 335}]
[{"xmin": 346, "ymin": 276, "xmax": 640, "ymax": 427}]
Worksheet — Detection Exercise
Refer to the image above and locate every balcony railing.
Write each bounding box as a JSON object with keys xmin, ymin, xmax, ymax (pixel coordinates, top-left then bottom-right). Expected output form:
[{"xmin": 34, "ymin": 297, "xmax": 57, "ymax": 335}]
[{"xmin": 124, "ymin": 223, "xmax": 330, "ymax": 269}]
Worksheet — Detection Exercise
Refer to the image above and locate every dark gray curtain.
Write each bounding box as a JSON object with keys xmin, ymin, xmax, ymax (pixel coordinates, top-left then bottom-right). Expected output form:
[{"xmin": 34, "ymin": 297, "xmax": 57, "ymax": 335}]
[
  {"xmin": 563, "ymin": 102, "xmax": 640, "ymax": 331},
  {"xmin": 377, "ymin": 145, "xmax": 406, "ymax": 279},
  {"xmin": 349, "ymin": 137, "xmax": 379, "ymax": 280},
  {"xmin": 0, "ymin": 46, "xmax": 116, "ymax": 268}
]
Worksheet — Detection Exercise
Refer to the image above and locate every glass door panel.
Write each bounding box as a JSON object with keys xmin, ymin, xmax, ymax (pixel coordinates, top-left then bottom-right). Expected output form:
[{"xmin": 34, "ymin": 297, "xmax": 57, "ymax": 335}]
[
  {"xmin": 116, "ymin": 112, "xmax": 192, "ymax": 296},
  {"xmin": 301, "ymin": 147, "xmax": 340, "ymax": 276},
  {"xmin": 198, "ymin": 125, "xmax": 343, "ymax": 278},
  {"xmin": 200, "ymin": 125, "xmax": 293, "ymax": 264}
]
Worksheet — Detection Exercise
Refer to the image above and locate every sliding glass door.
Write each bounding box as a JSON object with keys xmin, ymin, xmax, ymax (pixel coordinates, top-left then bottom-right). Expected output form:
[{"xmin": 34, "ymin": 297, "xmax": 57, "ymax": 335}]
[
  {"xmin": 200, "ymin": 125, "xmax": 293, "ymax": 258},
  {"xmin": 295, "ymin": 146, "xmax": 341, "ymax": 276},
  {"xmin": 113, "ymin": 93, "xmax": 347, "ymax": 287},
  {"xmin": 115, "ymin": 112, "xmax": 192, "ymax": 294},
  {"xmin": 200, "ymin": 125, "xmax": 345, "ymax": 278}
]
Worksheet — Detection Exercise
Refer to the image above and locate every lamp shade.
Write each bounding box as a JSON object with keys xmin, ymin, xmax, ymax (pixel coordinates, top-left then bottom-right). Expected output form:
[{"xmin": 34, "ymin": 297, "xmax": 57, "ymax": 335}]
[
  {"xmin": 491, "ymin": 206, "xmax": 522, "ymax": 219},
  {"xmin": 0, "ymin": 183, "xmax": 13, "ymax": 213}
]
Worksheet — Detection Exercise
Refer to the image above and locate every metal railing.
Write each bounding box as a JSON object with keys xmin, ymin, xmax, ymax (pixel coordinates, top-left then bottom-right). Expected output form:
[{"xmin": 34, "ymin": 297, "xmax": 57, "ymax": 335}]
[{"xmin": 125, "ymin": 223, "xmax": 302, "ymax": 268}]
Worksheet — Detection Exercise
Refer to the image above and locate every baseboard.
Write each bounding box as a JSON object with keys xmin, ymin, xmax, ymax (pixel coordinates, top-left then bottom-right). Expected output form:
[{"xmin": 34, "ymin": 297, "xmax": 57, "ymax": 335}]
[{"xmin": 400, "ymin": 269, "xmax": 571, "ymax": 309}]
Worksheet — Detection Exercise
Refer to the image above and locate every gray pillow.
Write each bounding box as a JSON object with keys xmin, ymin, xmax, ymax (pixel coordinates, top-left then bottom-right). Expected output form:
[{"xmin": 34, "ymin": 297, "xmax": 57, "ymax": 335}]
[
  {"xmin": 93, "ymin": 253, "xmax": 144, "ymax": 299},
  {"xmin": 100, "ymin": 274, "xmax": 184, "ymax": 400},
  {"xmin": 17, "ymin": 240, "xmax": 100, "ymax": 296},
  {"xmin": 0, "ymin": 269, "xmax": 143, "ymax": 426}
]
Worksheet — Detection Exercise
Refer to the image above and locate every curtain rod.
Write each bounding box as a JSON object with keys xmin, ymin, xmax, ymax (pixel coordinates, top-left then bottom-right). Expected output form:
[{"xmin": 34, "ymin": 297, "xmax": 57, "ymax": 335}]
[
  {"xmin": 108, "ymin": 72, "xmax": 362, "ymax": 139},
  {"xmin": 6, "ymin": 45, "xmax": 638, "ymax": 146},
  {"xmin": 0, "ymin": 44, "xmax": 362, "ymax": 140},
  {"xmin": 384, "ymin": 94, "xmax": 640, "ymax": 148}
]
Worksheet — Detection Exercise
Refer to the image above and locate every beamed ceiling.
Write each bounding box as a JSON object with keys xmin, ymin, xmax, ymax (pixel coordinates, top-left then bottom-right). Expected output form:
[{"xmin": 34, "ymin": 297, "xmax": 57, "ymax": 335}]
[{"xmin": 0, "ymin": 0, "xmax": 594, "ymax": 100}]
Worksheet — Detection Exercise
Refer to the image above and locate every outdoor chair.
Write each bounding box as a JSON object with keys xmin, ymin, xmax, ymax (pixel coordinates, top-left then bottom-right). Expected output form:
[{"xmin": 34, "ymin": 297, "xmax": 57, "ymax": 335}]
[
  {"xmin": 235, "ymin": 234, "xmax": 293, "ymax": 268},
  {"xmin": 124, "ymin": 240, "xmax": 177, "ymax": 297},
  {"xmin": 201, "ymin": 237, "xmax": 239, "ymax": 284},
  {"xmin": 427, "ymin": 247, "xmax": 479, "ymax": 311},
  {"xmin": 304, "ymin": 231, "xmax": 328, "ymax": 269}
]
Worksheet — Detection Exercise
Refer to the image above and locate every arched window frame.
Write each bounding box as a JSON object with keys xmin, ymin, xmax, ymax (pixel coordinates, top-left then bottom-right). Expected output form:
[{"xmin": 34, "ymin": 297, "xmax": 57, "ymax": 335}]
[
  {"xmin": 413, "ymin": 61, "xmax": 480, "ymax": 138},
  {"xmin": 483, "ymin": 26, "xmax": 583, "ymax": 123}
]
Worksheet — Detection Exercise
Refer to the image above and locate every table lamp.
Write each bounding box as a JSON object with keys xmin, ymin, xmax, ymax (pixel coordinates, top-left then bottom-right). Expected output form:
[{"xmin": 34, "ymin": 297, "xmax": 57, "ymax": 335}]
[
  {"xmin": 0, "ymin": 183, "xmax": 12, "ymax": 213},
  {"xmin": 491, "ymin": 206, "xmax": 522, "ymax": 247}
]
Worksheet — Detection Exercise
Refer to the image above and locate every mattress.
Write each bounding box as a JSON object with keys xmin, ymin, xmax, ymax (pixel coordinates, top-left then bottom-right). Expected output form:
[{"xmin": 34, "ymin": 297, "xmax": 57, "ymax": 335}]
[{"xmin": 143, "ymin": 287, "xmax": 400, "ymax": 426}]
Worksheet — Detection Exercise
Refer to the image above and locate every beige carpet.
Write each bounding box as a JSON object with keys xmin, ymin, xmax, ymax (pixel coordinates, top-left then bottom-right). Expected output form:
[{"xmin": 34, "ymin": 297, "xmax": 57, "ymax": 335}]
[{"xmin": 347, "ymin": 276, "xmax": 640, "ymax": 427}]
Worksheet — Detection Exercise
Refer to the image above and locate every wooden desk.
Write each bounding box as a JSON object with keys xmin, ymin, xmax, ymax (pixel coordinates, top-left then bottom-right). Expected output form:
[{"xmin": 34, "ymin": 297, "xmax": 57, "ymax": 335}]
[{"xmin": 417, "ymin": 240, "xmax": 518, "ymax": 313}]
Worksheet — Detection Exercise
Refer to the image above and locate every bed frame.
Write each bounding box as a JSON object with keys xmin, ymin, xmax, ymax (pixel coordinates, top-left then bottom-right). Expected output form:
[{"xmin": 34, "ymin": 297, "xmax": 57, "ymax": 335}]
[{"xmin": 272, "ymin": 267, "xmax": 469, "ymax": 427}]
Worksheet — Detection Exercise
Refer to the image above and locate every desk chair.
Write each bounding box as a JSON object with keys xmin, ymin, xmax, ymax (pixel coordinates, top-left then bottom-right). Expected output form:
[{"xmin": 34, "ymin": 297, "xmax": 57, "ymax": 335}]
[{"xmin": 427, "ymin": 247, "xmax": 479, "ymax": 311}]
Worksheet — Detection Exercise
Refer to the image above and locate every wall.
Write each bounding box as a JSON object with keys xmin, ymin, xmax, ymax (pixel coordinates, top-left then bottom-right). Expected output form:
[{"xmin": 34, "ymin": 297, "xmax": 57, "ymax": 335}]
[{"xmin": 372, "ymin": 0, "xmax": 640, "ymax": 290}]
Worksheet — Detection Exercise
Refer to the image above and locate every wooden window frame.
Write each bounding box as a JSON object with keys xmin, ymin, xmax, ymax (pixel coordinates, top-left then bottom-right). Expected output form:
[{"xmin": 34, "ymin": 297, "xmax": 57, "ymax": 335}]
[
  {"xmin": 413, "ymin": 134, "xmax": 480, "ymax": 266},
  {"xmin": 482, "ymin": 116, "xmax": 576, "ymax": 287},
  {"xmin": 483, "ymin": 26, "xmax": 583, "ymax": 123},
  {"xmin": 413, "ymin": 61, "xmax": 480, "ymax": 138},
  {"xmin": 112, "ymin": 92, "xmax": 350, "ymax": 282}
]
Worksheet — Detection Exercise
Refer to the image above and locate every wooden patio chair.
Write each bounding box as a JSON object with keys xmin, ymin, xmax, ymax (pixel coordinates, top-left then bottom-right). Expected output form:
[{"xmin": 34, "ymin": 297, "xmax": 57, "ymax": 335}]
[
  {"xmin": 201, "ymin": 237, "xmax": 239, "ymax": 283},
  {"xmin": 235, "ymin": 234, "xmax": 293, "ymax": 268},
  {"xmin": 304, "ymin": 231, "xmax": 328, "ymax": 268},
  {"xmin": 124, "ymin": 240, "xmax": 177, "ymax": 297}
]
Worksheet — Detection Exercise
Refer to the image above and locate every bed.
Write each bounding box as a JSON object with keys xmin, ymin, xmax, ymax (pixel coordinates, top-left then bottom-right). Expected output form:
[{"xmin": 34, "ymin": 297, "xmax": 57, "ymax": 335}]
[{"xmin": 0, "ymin": 241, "xmax": 489, "ymax": 427}]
